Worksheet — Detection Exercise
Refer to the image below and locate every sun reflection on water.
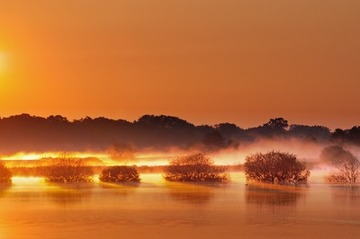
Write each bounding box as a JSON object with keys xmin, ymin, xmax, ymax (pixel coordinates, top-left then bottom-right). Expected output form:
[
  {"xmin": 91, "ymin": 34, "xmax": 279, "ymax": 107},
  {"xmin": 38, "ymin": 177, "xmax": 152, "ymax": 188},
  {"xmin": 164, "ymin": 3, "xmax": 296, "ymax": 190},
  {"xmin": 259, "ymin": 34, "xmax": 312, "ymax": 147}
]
[
  {"xmin": 140, "ymin": 173, "xmax": 166, "ymax": 185},
  {"xmin": 12, "ymin": 176, "xmax": 45, "ymax": 186}
]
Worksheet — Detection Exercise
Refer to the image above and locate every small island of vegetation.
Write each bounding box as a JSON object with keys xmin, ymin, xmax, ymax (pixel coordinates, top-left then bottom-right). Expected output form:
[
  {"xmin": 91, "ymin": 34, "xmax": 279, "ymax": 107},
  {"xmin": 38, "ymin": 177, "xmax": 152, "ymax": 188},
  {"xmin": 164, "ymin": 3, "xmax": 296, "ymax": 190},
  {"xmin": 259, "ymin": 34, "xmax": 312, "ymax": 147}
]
[
  {"xmin": 44, "ymin": 154, "xmax": 94, "ymax": 183},
  {"xmin": 100, "ymin": 166, "xmax": 140, "ymax": 183},
  {"xmin": 164, "ymin": 153, "xmax": 229, "ymax": 183},
  {"xmin": 244, "ymin": 151, "xmax": 310, "ymax": 184}
]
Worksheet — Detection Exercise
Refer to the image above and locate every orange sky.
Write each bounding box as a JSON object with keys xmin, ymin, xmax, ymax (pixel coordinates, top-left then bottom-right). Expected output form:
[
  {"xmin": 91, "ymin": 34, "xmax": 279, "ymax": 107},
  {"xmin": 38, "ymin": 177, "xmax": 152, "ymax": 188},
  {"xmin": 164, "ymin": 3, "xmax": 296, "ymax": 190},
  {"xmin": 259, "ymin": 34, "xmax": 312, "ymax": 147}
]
[{"xmin": 0, "ymin": 1, "xmax": 359, "ymax": 129}]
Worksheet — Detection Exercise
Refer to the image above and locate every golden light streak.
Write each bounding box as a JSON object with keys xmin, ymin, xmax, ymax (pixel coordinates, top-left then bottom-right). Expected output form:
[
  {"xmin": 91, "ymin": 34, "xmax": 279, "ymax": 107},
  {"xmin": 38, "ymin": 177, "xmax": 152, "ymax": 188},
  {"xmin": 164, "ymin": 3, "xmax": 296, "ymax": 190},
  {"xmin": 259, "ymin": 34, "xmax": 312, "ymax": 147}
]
[
  {"xmin": 11, "ymin": 176, "xmax": 45, "ymax": 185},
  {"xmin": 1, "ymin": 152, "xmax": 108, "ymax": 161},
  {"xmin": 140, "ymin": 173, "xmax": 166, "ymax": 185},
  {"xmin": 0, "ymin": 151, "xmax": 246, "ymax": 167},
  {"xmin": 1, "ymin": 152, "xmax": 55, "ymax": 161},
  {"xmin": 1, "ymin": 151, "xmax": 171, "ymax": 167}
]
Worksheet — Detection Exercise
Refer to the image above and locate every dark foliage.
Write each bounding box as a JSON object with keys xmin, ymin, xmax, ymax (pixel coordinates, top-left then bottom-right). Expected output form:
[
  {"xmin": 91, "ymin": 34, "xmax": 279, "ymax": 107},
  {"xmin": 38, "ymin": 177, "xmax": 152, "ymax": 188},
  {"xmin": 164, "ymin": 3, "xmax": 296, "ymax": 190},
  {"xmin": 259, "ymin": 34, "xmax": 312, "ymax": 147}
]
[
  {"xmin": 215, "ymin": 123, "xmax": 243, "ymax": 137},
  {"xmin": 288, "ymin": 125, "xmax": 331, "ymax": 143},
  {"xmin": 331, "ymin": 127, "xmax": 360, "ymax": 145},
  {"xmin": 0, "ymin": 114, "xmax": 359, "ymax": 154},
  {"xmin": 164, "ymin": 153, "xmax": 229, "ymax": 182},
  {"xmin": 100, "ymin": 166, "xmax": 140, "ymax": 183},
  {"xmin": 248, "ymin": 118, "xmax": 289, "ymax": 138},
  {"xmin": 202, "ymin": 130, "xmax": 227, "ymax": 151},
  {"xmin": 244, "ymin": 151, "xmax": 310, "ymax": 184},
  {"xmin": 264, "ymin": 118, "xmax": 289, "ymax": 131},
  {"xmin": 135, "ymin": 114, "xmax": 194, "ymax": 129}
]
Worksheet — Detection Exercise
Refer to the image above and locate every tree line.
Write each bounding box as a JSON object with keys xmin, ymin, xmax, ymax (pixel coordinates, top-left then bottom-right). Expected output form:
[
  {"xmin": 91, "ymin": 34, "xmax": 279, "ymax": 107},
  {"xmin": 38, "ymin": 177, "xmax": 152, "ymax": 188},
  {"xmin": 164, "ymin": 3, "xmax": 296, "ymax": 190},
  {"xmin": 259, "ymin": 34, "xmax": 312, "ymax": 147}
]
[{"xmin": 0, "ymin": 114, "xmax": 359, "ymax": 154}]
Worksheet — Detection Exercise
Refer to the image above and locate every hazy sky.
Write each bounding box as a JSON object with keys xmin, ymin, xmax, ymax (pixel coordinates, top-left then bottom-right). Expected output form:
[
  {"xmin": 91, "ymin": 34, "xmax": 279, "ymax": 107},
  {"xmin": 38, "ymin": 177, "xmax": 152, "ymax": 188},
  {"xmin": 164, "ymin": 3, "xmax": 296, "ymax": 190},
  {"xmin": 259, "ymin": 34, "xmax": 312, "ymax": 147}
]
[{"xmin": 0, "ymin": 1, "xmax": 359, "ymax": 129}]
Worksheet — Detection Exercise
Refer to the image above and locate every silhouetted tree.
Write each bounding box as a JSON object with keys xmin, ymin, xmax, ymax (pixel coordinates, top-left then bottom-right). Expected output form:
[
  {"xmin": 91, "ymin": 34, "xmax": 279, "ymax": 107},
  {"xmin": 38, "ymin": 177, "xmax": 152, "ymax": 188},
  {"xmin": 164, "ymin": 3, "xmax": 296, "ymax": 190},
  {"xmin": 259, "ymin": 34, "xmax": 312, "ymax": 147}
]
[
  {"xmin": 244, "ymin": 151, "xmax": 310, "ymax": 184},
  {"xmin": 331, "ymin": 127, "xmax": 360, "ymax": 145},
  {"xmin": 348, "ymin": 126, "xmax": 360, "ymax": 144},
  {"xmin": 1, "ymin": 113, "xmax": 360, "ymax": 154},
  {"xmin": 320, "ymin": 145, "xmax": 360, "ymax": 183},
  {"xmin": 47, "ymin": 115, "xmax": 69, "ymax": 123},
  {"xmin": 44, "ymin": 153, "xmax": 94, "ymax": 183},
  {"xmin": 331, "ymin": 128, "xmax": 347, "ymax": 144},
  {"xmin": 264, "ymin": 118, "xmax": 289, "ymax": 131},
  {"xmin": 0, "ymin": 162, "xmax": 12, "ymax": 183},
  {"xmin": 215, "ymin": 123, "xmax": 244, "ymax": 138},
  {"xmin": 135, "ymin": 114, "xmax": 194, "ymax": 129},
  {"xmin": 164, "ymin": 153, "xmax": 228, "ymax": 182},
  {"xmin": 100, "ymin": 166, "xmax": 140, "ymax": 183},
  {"xmin": 248, "ymin": 118, "xmax": 289, "ymax": 138}
]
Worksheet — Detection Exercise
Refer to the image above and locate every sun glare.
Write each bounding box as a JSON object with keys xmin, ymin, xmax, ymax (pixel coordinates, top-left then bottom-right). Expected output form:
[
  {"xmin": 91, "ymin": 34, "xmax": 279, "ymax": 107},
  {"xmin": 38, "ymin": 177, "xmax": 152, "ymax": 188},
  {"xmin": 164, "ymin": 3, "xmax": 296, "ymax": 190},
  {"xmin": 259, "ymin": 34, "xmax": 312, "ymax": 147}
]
[
  {"xmin": 0, "ymin": 152, "xmax": 171, "ymax": 167},
  {"xmin": 0, "ymin": 152, "xmax": 109, "ymax": 161},
  {"xmin": 12, "ymin": 176, "xmax": 45, "ymax": 185},
  {"xmin": 0, "ymin": 52, "xmax": 8, "ymax": 73},
  {"xmin": 1, "ymin": 152, "xmax": 44, "ymax": 161}
]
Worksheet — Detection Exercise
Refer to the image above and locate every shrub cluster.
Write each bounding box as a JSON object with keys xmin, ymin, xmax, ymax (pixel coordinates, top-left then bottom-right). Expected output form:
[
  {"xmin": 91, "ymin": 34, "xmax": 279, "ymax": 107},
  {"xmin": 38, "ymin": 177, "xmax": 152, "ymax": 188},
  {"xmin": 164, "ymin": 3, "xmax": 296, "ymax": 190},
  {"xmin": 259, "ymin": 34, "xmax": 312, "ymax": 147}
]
[
  {"xmin": 100, "ymin": 166, "xmax": 140, "ymax": 183},
  {"xmin": 164, "ymin": 153, "xmax": 228, "ymax": 182},
  {"xmin": 244, "ymin": 151, "xmax": 309, "ymax": 184},
  {"xmin": 44, "ymin": 157, "xmax": 93, "ymax": 183}
]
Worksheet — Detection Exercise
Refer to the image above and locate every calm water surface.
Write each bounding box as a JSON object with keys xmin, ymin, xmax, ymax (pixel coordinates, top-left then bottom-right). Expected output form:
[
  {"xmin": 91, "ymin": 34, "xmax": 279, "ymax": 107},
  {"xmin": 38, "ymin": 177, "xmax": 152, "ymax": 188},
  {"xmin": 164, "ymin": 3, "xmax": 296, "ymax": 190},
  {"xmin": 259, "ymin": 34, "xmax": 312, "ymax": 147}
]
[{"xmin": 0, "ymin": 173, "xmax": 359, "ymax": 239}]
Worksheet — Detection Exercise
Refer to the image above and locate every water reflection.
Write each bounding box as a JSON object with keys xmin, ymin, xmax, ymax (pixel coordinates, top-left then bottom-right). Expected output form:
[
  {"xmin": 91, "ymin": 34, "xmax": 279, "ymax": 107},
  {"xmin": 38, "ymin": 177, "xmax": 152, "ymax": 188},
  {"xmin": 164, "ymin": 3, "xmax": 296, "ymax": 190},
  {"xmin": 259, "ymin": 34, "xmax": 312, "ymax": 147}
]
[
  {"xmin": 165, "ymin": 182, "xmax": 219, "ymax": 205},
  {"xmin": 0, "ymin": 183, "xmax": 11, "ymax": 198},
  {"xmin": 46, "ymin": 188, "xmax": 92, "ymax": 206},
  {"xmin": 245, "ymin": 183, "xmax": 305, "ymax": 224},
  {"xmin": 246, "ymin": 183, "xmax": 304, "ymax": 206},
  {"xmin": 98, "ymin": 181, "xmax": 139, "ymax": 197},
  {"xmin": 330, "ymin": 185, "xmax": 360, "ymax": 207}
]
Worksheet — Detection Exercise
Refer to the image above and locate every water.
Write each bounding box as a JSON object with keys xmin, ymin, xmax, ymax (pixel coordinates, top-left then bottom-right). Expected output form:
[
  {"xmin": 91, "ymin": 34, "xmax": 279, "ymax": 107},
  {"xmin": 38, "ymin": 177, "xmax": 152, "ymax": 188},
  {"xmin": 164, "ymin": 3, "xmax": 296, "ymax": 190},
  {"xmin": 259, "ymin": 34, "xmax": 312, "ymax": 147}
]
[{"xmin": 0, "ymin": 173, "xmax": 359, "ymax": 239}]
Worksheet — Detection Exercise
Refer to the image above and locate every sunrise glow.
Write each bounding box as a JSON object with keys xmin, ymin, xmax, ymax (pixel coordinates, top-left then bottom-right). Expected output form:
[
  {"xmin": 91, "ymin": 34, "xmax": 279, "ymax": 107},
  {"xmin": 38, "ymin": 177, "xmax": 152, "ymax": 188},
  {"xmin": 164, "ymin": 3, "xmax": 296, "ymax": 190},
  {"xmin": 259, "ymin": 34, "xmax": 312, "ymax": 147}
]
[
  {"xmin": 0, "ymin": 152, "xmax": 108, "ymax": 161},
  {"xmin": 0, "ymin": 2, "xmax": 359, "ymax": 239},
  {"xmin": 0, "ymin": 52, "xmax": 7, "ymax": 73},
  {"xmin": 11, "ymin": 176, "xmax": 45, "ymax": 185},
  {"xmin": 1, "ymin": 153, "xmax": 44, "ymax": 161}
]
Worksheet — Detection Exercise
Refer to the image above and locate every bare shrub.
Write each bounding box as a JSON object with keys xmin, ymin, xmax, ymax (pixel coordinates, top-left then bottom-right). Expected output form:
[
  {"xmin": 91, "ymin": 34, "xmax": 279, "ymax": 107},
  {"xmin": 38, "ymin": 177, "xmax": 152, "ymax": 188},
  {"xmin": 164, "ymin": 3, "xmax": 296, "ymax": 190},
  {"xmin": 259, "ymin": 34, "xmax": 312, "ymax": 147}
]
[
  {"xmin": 44, "ymin": 153, "xmax": 93, "ymax": 183},
  {"xmin": 164, "ymin": 153, "xmax": 228, "ymax": 182},
  {"xmin": 321, "ymin": 145, "xmax": 360, "ymax": 183},
  {"xmin": 244, "ymin": 151, "xmax": 310, "ymax": 184},
  {"xmin": 100, "ymin": 166, "xmax": 140, "ymax": 183}
]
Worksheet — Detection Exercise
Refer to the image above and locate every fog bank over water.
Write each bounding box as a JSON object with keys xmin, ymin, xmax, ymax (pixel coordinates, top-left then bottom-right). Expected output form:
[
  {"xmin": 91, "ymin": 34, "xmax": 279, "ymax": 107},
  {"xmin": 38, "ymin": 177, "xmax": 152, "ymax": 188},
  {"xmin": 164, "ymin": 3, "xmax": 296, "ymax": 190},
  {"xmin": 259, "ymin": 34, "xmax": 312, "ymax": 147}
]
[
  {"xmin": 210, "ymin": 138, "xmax": 326, "ymax": 165},
  {"xmin": 1, "ymin": 138, "xmax": 360, "ymax": 168}
]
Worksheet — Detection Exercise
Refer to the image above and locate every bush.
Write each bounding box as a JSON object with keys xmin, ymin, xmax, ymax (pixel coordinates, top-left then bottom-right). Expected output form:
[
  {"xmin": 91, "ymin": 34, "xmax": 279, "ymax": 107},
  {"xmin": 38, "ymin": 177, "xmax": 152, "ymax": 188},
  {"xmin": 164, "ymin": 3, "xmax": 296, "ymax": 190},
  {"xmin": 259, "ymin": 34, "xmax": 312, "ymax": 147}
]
[
  {"xmin": 0, "ymin": 162, "xmax": 12, "ymax": 183},
  {"xmin": 244, "ymin": 151, "xmax": 309, "ymax": 184},
  {"xmin": 44, "ymin": 155, "xmax": 94, "ymax": 183},
  {"xmin": 100, "ymin": 166, "xmax": 140, "ymax": 183},
  {"xmin": 164, "ymin": 153, "xmax": 228, "ymax": 182},
  {"xmin": 320, "ymin": 145, "xmax": 360, "ymax": 183}
]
